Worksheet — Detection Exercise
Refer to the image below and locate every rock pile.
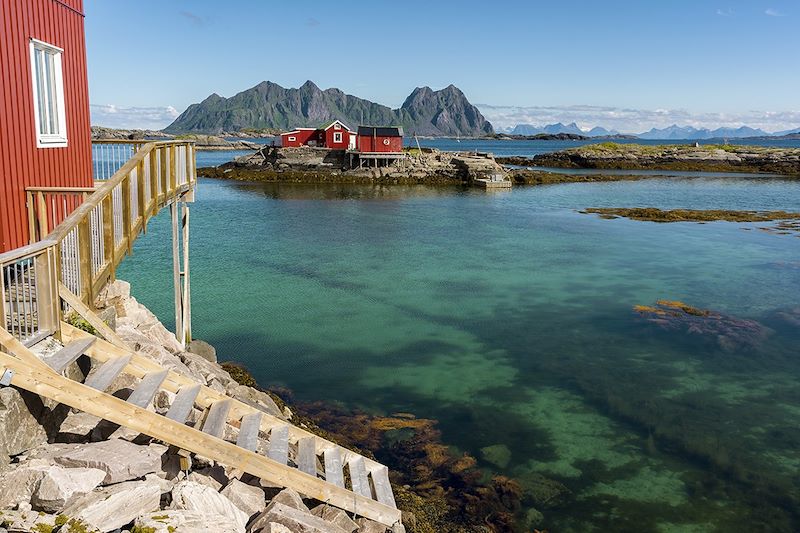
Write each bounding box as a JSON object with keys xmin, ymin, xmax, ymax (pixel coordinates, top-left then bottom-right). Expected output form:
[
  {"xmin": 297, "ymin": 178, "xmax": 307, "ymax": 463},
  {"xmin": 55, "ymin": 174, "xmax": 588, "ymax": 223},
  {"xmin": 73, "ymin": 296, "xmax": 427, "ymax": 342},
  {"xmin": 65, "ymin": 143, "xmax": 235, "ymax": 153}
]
[{"xmin": 0, "ymin": 280, "xmax": 394, "ymax": 532}]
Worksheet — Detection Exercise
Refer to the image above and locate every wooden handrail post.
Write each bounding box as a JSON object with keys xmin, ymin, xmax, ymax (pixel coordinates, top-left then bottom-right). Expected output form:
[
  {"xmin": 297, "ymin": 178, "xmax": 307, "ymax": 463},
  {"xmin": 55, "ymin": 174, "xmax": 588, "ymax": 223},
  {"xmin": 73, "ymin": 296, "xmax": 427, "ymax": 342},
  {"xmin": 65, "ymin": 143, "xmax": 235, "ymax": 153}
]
[
  {"xmin": 137, "ymin": 158, "xmax": 146, "ymax": 231},
  {"xmin": 36, "ymin": 191, "xmax": 48, "ymax": 240},
  {"xmin": 34, "ymin": 247, "xmax": 59, "ymax": 338},
  {"xmin": 121, "ymin": 174, "xmax": 133, "ymax": 255},
  {"xmin": 184, "ymin": 143, "xmax": 191, "ymax": 184},
  {"xmin": 149, "ymin": 148, "xmax": 158, "ymax": 214},
  {"xmin": 77, "ymin": 218, "xmax": 92, "ymax": 307},
  {"xmin": 169, "ymin": 145, "xmax": 177, "ymax": 193},
  {"xmin": 171, "ymin": 202, "xmax": 183, "ymax": 348},
  {"xmin": 102, "ymin": 194, "xmax": 114, "ymax": 278},
  {"xmin": 160, "ymin": 146, "xmax": 168, "ymax": 202},
  {"xmin": 26, "ymin": 191, "xmax": 36, "ymax": 244}
]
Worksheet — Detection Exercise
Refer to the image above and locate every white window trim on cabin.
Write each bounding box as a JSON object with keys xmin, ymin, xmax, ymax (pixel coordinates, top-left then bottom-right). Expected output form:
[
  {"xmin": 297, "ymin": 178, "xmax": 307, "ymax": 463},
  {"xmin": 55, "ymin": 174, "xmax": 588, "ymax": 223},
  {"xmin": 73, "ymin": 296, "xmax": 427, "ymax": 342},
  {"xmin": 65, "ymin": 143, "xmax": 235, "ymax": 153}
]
[
  {"xmin": 30, "ymin": 38, "xmax": 68, "ymax": 148},
  {"xmin": 288, "ymin": 136, "xmax": 296, "ymax": 142},
  {"xmin": 333, "ymin": 132, "xmax": 343, "ymax": 143}
]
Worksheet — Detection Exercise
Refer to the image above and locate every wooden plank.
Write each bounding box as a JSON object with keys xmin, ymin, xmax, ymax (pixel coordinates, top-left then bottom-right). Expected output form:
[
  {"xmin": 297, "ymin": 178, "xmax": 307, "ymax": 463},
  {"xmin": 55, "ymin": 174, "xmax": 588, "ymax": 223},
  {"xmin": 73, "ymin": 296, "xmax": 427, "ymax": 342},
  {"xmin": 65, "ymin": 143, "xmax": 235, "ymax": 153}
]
[
  {"xmin": 77, "ymin": 218, "xmax": 92, "ymax": 305},
  {"xmin": 126, "ymin": 370, "xmax": 168, "ymax": 408},
  {"xmin": 166, "ymin": 384, "xmax": 201, "ymax": 423},
  {"xmin": 324, "ymin": 448, "xmax": 344, "ymax": 488},
  {"xmin": 26, "ymin": 191, "xmax": 36, "ymax": 244},
  {"xmin": 42, "ymin": 337, "xmax": 95, "ymax": 374},
  {"xmin": 202, "ymin": 399, "xmax": 232, "ymax": 438},
  {"xmin": 36, "ymin": 191, "xmax": 47, "ymax": 239},
  {"xmin": 297, "ymin": 437, "xmax": 317, "ymax": 476},
  {"xmin": 58, "ymin": 284, "xmax": 128, "ymax": 348},
  {"xmin": 170, "ymin": 203, "xmax": 183, "ymax": 349},
  {"xmin": 370, "ymin": 466, "xmax": 397, "ymax": 508},
  {"xmin": 237, "ymin": 412, "xmax": 262, "ymax": 452},
  {"xmin": 348, "ymin": 456, "xmax": 371, "ymax": 498},
  {"xmin": 83, "ymin": 354, "xmax": 131, "ymax": 391},
  {"xmin": 0, "ymin": 350, "xmax": 401, "ymax": 527},
  {"xmin": 268, "ymin": 425, "xmax": 289, "ymax": 465}
]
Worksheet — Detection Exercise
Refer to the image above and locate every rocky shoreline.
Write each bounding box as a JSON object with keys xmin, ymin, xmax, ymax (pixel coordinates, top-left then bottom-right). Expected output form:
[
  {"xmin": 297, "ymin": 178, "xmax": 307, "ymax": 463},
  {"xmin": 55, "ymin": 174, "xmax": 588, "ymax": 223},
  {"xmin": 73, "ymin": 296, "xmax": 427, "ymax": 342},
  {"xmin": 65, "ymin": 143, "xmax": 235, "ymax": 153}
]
[{"xmin": 512, "ymin": 142, "xmax": 800, "ymax": 174}]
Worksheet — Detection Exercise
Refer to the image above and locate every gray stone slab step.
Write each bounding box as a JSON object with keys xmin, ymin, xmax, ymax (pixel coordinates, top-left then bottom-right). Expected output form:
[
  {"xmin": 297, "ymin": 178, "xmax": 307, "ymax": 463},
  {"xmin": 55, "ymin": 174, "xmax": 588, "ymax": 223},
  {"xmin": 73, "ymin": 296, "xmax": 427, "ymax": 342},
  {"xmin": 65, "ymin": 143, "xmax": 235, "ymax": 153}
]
[
  {"xmin": 323, "ymin": 447, "xmax": 344, "ymax": 488},
  {"xmin": 84, "ymin": 354, "xmax": 132, "ymax": 391},
  {"xmin": 371, "ymin": 466, "xmax": 396, "ymax": 508},
  {"xmin": 348, "ymin": 456, "xmax": 371, "ymax": 498},
  {"xmin": 126, "ymin": 370, "xmax": 168, "ymax": 408},
  {"xmin": 166, "ymin": 384, "xmax": 201, "ymax": 423},
  {"xmin": 202, "ymin": 399, "xmax": 232, "ymax": 438},
  {"xmin": 268, "ymin": 425, "xmax": 289, "ymax": 465},
  {"xmin": 297, "ymin": 437, "xmax": 316, "ymax": 476},
  {"xmin": 236, "ymin": 412, "xmax": 262, "ymax": 451},
  {"xmin": 44, "ymin": 337, "xmax": 96, "ymax": 374}
]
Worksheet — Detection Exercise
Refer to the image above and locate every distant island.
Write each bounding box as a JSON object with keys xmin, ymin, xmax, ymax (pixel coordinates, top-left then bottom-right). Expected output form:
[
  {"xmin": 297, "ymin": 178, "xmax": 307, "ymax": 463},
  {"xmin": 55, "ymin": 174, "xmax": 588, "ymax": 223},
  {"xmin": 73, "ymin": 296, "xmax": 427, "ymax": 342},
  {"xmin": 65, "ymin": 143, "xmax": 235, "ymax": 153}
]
[
  {"xmin": 501, "ymin": 142, "xmax": 800, "ymax": 174},
  {"xmin": 164, "ymin": 81, "xmax": 493, "ymax": 138}
]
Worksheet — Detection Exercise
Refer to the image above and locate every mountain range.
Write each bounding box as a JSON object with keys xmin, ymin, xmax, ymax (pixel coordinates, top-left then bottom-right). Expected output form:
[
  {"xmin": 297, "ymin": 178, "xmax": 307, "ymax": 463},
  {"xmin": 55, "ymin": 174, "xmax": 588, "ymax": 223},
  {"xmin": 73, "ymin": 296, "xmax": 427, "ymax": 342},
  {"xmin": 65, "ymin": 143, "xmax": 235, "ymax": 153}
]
[
  {"xmin": 164, "ymin": 81, "xmax": 493, "ymax": 137},
  {"xmin": 505, "ymin": 122, "xmax": 800, "ymax": 139},
  {"xmin": 509, "ymin": 122, "xmax": 619, "ymax": 137}
]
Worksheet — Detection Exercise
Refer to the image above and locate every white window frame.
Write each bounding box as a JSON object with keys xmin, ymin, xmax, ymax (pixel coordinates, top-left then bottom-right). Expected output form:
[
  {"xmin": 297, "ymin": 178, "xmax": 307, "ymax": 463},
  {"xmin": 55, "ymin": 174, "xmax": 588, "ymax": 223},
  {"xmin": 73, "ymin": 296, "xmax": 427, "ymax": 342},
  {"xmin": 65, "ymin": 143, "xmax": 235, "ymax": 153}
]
[
  {"xmin": 333, "ymin": 132, "xmax": 343, "ymax": 143},
  {"xmin": 287, "ymin": 136, "xmax": 296, "ymax": 142},
  {"xmin": 30, "ymin": 38, "xmax": 68, "ymax": 148}
]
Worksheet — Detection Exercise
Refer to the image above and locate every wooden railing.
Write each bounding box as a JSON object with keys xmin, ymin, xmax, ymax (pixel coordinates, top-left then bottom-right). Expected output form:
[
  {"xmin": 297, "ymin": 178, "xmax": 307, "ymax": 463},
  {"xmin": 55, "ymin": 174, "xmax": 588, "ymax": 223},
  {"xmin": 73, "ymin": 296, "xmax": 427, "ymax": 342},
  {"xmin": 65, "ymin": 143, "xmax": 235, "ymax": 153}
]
[{"xmin": 1, "ymin": 140, "xmax": 196, "ymax": 345}]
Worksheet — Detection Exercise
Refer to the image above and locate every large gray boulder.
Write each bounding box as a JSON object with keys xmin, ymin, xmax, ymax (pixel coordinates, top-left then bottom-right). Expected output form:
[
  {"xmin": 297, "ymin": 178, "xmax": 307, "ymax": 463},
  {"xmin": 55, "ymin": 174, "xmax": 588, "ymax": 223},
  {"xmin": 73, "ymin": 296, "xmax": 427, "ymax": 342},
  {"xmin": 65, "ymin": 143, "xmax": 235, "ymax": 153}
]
[
  {"xmin": 249, "ymin": 502, "xmax": 348, "ymax": 533},
  {"xmin": 62, "ymin": 478, "xmax": 161, "ymax": 532},
  {"xmin": 311, "ymin": 504, "xmax": 358, "ymax": 532},
  {"xmin": 0, "ymin": 387, "xmax": 47, "ymax": 457},
  {"xmin": 51, "ymin": 439, "xmax": 166, "ymax": 484},
  {"xmin": 187, "ymin": 339, "xmax": 217, "ymax": 362},
  {"xmin": 135, "ymin": 510, "xmax": 243, "ymax": 533},
  {"xmin": 221, "ymin": 478, "xmax": 267, "ymax": 518},
  {"xmin": 170, "ymin": 480, "xmax": 249, "ymax": 533},
  {"xmin": 31, "ymin": 465, "xmax": 107, "ymax": 512}
]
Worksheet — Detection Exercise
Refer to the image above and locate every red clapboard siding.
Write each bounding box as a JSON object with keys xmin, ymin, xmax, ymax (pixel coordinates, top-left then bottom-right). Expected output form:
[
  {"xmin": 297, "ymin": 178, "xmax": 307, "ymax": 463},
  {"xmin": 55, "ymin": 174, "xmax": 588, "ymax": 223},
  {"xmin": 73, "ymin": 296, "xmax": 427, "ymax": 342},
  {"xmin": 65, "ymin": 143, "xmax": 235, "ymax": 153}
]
[{"xmin": 0, "ymin": 0, "xmax": 92, "ymax": 253}]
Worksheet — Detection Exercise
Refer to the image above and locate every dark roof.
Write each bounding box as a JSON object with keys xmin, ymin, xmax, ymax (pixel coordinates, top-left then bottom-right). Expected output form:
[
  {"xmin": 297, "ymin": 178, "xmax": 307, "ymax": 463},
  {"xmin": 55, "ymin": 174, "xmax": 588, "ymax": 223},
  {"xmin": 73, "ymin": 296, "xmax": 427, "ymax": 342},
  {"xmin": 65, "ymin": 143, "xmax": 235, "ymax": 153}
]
[{"xmin": 357, "ymin": 126, "xmax": 404, "ymax": 137}]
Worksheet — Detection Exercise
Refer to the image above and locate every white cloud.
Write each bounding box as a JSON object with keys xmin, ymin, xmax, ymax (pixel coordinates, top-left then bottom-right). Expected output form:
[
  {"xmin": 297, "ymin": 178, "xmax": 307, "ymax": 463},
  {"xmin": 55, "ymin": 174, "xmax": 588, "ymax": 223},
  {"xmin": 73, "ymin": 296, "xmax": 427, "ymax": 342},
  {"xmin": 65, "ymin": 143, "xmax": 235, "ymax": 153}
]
[
  {"xmin": 475, "ymin": 103, "xmax": 800, "ymax": 134},
  {"xmin": 765, "ymin": 8, "xmax": 784, "ymax": 16},
  {"xmin": 716, "ymin": 8, "xmax": 734, "ymax": 16},
  {"xmin": 90, "ymin": 104, "xmax": 180, "ymax": 130}
]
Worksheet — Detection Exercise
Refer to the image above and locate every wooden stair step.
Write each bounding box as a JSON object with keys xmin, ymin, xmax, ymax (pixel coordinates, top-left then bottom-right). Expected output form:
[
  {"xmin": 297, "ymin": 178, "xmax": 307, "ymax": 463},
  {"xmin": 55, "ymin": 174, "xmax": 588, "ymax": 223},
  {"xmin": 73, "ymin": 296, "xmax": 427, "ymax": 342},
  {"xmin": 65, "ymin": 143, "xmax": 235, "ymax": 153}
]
[
  {"xmin": 323, "ymin": 448, "xmax": 344, "ymax": 488},
  {"xmin": 202, "ymin": 399, "xmax": 232, "ymax": 438},
  {"xmin": 348, "ymin": 456, "xmax": 371, "ymax": 498},
  {"xmin": 126, "ymin": 370, "xmax": 168, "ymax": 408},
  {"xmin": 268, "ymin": 425, "xmax": 289, "ymax": 465},
  {"xmin": 43, "ymin": 337, "xmax": 96, "ymax": 374},
  {"xmin": 236, "ymin": 412, "xmax": 262, "ymax": 452},
  {"xmin": 370, "ymin": 466, "xmax": 396, "ymax": 508},
  {"xmin": 297, "ymin": 437, "xmax": 317, "ymax": 476},
  {"xmin": 84, "ymin": 354, "xmax": 132, "ymax": 391},
  {"xmin": 166, "ymin": 384, "xmax": 201, "ymax": 423}
]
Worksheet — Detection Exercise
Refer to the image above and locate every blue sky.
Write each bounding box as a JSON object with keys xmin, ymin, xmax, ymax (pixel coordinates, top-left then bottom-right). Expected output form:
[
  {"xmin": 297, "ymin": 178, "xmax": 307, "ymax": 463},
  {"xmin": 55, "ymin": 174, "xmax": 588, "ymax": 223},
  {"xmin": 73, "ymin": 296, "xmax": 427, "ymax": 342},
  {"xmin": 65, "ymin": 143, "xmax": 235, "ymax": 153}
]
[{"xmin": 85, "ymin": 0, "xmax": 800, "ymax": 132}]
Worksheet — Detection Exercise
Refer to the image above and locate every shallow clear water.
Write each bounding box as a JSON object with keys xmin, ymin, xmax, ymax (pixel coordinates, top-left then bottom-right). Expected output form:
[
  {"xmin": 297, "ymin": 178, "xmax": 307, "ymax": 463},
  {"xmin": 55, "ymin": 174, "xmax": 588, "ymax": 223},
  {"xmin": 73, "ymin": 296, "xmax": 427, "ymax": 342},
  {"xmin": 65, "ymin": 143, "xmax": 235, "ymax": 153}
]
[{"xmin": 119, "ymin": 152, "xmax": 800, "ymax": 531}]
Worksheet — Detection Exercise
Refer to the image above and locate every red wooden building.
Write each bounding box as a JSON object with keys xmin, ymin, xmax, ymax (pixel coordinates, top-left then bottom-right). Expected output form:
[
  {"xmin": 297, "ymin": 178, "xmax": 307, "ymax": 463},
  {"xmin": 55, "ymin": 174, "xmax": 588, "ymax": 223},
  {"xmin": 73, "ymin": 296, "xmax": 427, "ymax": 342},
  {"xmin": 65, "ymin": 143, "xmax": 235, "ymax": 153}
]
[
  {"xmin": 356, "ymin": 126, "xmax": 404, "ymax": 153},
  {"xmin": 280, "ymin": 120, "xmax": 355, "ymax": 150},
  {"xmin": 0, "ymin": 0, "xmax": 93, "ymax": 253}
]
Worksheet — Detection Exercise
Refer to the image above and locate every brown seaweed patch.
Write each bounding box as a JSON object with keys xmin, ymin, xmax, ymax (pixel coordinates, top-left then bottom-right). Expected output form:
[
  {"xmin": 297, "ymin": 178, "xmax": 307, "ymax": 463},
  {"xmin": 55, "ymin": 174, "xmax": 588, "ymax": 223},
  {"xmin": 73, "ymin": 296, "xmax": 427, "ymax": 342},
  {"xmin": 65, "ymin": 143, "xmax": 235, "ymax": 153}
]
[
  {"xmin": 581, "ymin": 207, "xmax": 800, "ymax": 224},
  {"xmin": 633, "ymin": 300, "xmax": 770, "ymax": 351},
  {"xmin": 297, "ymin": 401, "xmax": 526, "ymax": 532}
]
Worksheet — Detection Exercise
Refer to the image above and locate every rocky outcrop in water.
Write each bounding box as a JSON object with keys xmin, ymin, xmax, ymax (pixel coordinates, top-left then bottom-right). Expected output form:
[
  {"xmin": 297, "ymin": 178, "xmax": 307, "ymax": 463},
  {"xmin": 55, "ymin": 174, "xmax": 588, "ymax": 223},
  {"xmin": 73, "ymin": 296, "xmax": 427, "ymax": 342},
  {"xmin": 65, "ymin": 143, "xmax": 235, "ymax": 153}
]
[
  {"xmin": 529, "ymin": 143, "xmax": 800, "ymax": 174},
  {"xmin": 199, "ymin": 146, "xmax": 510, "ymax": 187}
]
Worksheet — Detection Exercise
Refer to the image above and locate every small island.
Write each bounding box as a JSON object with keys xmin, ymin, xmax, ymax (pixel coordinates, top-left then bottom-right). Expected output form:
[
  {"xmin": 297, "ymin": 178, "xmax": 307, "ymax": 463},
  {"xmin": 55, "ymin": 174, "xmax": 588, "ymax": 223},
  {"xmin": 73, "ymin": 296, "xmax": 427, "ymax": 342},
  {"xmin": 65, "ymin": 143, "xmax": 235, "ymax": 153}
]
[{"xmin": 500, "ymin": 142, "xmax": 800, "ymax": 175}]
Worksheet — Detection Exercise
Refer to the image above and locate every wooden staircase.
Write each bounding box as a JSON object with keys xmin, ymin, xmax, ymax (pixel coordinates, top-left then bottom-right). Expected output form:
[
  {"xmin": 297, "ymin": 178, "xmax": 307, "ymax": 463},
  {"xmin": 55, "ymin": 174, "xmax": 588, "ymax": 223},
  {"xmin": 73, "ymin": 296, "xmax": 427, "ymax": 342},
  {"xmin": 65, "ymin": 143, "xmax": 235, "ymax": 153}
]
[{"xmin": 0, "ymin": 322, "xmax": 401, "ymax": 528}]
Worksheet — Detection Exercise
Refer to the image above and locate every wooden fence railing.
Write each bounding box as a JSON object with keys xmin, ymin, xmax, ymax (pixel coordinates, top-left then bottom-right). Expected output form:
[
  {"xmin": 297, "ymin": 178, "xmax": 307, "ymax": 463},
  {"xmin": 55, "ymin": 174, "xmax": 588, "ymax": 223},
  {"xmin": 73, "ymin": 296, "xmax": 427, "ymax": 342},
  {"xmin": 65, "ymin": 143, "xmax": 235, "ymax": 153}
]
[{"xmin": 1, "ymin": 140, "xmax": 196, "ymax": 345}]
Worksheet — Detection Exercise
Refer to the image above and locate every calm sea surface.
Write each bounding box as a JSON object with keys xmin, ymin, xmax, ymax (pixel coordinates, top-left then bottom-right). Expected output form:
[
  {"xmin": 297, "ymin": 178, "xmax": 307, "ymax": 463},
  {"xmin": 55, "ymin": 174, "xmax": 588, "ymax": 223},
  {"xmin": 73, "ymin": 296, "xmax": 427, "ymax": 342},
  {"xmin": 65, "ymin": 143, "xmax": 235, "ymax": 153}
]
[{"xmin": 119, "ymin": 141, "xmax": 800, "ymax": 531}]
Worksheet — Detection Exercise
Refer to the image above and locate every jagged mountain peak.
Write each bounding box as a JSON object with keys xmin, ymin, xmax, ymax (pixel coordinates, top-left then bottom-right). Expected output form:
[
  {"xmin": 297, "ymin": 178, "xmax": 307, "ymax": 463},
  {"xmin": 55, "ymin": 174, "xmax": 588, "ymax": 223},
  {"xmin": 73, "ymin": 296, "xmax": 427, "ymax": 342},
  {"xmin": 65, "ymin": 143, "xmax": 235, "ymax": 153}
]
[{"xmin": 165, "ymin": 81, "xmax": 493, "ymax": 137}]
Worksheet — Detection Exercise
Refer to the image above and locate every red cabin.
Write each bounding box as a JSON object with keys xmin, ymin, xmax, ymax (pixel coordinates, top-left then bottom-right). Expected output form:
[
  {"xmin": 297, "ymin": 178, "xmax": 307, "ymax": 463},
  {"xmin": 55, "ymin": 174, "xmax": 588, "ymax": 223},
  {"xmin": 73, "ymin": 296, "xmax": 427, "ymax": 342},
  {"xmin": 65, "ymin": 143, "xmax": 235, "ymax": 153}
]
[
  {"xmin": 0, "ymin": 0, "xmax": 93, "ymax": 253},
  {"xmin": 357, "ymin": 126, "xmax": 404, "ymax": 153},
  {"xmin": 280, "ymin": 120, "xmax": 355, "ymax": 149}
]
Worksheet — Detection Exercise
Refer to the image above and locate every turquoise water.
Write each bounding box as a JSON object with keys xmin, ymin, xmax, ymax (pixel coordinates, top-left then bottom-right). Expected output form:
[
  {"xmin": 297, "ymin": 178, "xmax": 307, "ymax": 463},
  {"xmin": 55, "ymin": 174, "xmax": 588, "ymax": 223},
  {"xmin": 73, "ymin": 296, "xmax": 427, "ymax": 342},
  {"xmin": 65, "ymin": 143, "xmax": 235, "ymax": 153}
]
[{"xmin": 120, "ymin": 153, "xmax": 800, "ymax": 531}]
